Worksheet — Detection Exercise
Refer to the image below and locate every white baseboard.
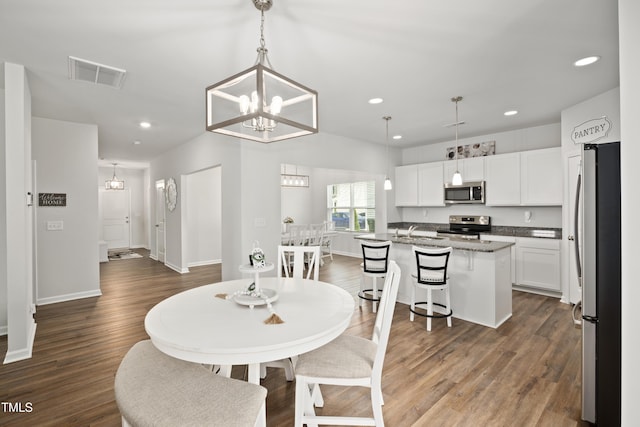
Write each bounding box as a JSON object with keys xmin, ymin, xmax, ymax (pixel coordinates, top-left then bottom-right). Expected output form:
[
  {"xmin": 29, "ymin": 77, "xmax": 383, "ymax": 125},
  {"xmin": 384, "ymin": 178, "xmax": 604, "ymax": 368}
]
[
  {"xmin": 166, "ymin": 262, "xmax": 189, "ymax": 274},
  {"xmin": 331, "ymin": 250, "xmax": 360, "ymax": 258},
  {"xmin": 0, "ymin": 325, "xmax": 7, "ymax": 336},
  {"xmin": 3, "ymin": 321, "xmax": 36, "ymax": 364},
  {"xmin": 188, "ymin": 259, "xmax": 222, "ymax": 268},
  {"xmin": 512, "ymin": 285, "xmax": 562, "ymax": 299},
  {"xmin": 149, "ymin": 254, "xmax": 158, "ymax": 261},
  {"xmin": 37, "ymin": 289, "xmax": 102, "ymax": 306}
]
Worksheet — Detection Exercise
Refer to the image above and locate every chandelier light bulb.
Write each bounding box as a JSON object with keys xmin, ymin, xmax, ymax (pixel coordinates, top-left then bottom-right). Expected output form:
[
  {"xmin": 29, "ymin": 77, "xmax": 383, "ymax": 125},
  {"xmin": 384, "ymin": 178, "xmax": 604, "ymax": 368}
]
[
  {"xmin": 271, "ymin": 96, "xmax": 283, "ymax": 114},
  {"xmin": 239, "ymin": 95, "xmax": 250, "ymax": 114}
]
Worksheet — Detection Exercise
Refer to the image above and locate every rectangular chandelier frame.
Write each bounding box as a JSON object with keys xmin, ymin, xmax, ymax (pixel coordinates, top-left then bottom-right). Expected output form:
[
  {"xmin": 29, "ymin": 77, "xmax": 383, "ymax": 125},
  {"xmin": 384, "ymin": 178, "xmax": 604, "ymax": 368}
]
[{"xmin": 206, "ymin": 63, "xmax": 318, "ymax": 143}]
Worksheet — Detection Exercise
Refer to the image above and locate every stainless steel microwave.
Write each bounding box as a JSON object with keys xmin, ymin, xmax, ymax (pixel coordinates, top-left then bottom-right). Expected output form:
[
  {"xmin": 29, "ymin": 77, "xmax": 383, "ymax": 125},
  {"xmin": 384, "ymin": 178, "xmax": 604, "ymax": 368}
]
[{"xmin": 444, "ymin": 181, "xmax": 485, "ymax": 204}]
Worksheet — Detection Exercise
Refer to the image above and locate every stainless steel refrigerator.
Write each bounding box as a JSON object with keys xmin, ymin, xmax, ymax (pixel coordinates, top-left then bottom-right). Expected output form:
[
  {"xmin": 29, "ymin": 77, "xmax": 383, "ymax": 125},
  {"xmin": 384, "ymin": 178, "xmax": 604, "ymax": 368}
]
[{"xmin": 579, "ymin": 141, "xmax": 621, "ymax": 425}]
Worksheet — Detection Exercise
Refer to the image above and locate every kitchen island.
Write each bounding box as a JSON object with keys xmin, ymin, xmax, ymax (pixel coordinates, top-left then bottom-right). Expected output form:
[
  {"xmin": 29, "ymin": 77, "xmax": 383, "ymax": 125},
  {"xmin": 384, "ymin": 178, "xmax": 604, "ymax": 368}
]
[{"xmin": 356, "ymin": 233, "xmax": 514, "ymax": 328}]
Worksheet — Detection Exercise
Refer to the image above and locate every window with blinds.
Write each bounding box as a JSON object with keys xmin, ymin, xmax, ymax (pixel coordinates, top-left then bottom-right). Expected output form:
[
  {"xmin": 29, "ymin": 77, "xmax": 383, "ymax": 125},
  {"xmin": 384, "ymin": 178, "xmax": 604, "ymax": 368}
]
[{"xmin": 327, "ymin": 181, "xmax": 375, "ymax": 231}]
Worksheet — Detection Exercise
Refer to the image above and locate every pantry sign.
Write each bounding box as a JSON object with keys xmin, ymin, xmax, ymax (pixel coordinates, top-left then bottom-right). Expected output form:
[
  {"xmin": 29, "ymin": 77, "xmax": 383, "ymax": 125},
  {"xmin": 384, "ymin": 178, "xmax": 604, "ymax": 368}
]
[{"xmin": 571, "ymin": 116, "xmax": 611, "ymax": 144}]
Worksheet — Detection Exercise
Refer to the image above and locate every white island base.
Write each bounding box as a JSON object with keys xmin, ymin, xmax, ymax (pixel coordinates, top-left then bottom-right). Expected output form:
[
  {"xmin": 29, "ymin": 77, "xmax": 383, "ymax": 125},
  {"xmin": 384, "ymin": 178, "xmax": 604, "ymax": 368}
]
[{"xmin": 392, "ymin": 245, "xmax": 512, "ymax": 329}]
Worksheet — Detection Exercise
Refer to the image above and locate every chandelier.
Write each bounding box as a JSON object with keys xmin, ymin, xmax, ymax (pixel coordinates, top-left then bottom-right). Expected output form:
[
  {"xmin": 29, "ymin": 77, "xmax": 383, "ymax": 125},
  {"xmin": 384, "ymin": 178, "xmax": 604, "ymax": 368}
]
[
  {"xmin": 205, "ymin": 0, "xmax": 318, "ymax": 143},
  {"xmin": 106, "ymin": 163, "xmax": 124, "ymax": 190},
  {"xmin": 281, "ymin": 164, "xmax": 309, "ymax": 187}
]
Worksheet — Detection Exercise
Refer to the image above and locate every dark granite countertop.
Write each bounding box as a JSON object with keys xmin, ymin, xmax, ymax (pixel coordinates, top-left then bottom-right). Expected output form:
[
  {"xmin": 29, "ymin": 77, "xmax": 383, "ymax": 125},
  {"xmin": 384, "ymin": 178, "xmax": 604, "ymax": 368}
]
[
  {"xmin": 356, "ymin": 233, "xmax": 515, "ymax": 253},
  {"xmin": 387, "ymin": 222, "xmax": 562, "ymax": 239}
]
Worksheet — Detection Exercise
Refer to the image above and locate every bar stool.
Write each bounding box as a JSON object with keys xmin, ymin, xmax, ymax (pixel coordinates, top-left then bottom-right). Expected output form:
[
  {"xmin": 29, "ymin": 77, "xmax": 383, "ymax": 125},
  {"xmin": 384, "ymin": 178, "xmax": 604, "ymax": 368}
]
[
  {"xmin": 359, "ymin": 240, "xmax": 392, "ymax": 313},
  {"xmin": 410, "ymin": 245, "xmax": 453, "ymax": 331}
]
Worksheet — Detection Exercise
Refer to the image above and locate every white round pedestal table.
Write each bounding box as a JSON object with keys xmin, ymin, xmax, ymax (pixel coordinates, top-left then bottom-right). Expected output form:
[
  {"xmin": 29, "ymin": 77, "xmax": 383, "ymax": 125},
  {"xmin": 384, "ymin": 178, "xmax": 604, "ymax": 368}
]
[{"xmin": 145, "ymin": 277, "xmax": 355, "ymax": 384}]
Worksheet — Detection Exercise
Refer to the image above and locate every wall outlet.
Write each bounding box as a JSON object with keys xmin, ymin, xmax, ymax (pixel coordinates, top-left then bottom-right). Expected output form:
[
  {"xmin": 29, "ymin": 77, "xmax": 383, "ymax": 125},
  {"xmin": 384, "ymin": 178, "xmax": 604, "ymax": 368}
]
[
  {"xmin": 524, "ymin": 211, "xmax": 532, "ymax": 223},
  {"xmin": 47, "ymin": 220, "xmax": 64, "ymax": 231}
]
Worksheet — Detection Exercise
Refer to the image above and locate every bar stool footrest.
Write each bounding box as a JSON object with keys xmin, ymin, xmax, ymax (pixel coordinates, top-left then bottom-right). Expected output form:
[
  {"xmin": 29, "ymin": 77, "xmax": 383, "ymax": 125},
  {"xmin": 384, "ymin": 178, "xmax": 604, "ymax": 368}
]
[
  {"xmin": 358, "ymin": 289, "xmax": 382, "ymax": 302},
  {"xmin": 410, "ymin": 301, "xmax": 453, "ymax": 319}
]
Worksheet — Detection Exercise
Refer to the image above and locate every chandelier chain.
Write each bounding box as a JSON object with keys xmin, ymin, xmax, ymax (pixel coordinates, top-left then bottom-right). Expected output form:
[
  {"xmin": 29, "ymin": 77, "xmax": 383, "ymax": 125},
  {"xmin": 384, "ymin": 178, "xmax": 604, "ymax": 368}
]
[{"xmin": 255, "ymin": 3, "xmax": 274, "ymax": 69}]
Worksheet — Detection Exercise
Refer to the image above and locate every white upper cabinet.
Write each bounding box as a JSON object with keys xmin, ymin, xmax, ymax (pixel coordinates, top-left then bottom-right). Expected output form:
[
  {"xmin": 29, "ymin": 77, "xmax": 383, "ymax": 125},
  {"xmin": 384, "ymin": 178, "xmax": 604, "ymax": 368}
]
[
  {"xmin": 418, "ymin": 162, "xmax": 444, "ymax": 206},
  {"xmin": 395, "ymin": 164, "xmax": 418, "ymax": 206},
  {"xmin": 395, "ymin": 147, "xmax": 560, "ymax": 207},
  {"xmin": 485, "ymin": 152, "xmax": 521, "ymax": 205},
  {"xmin": 443, "ymin": 157, "xmax": 485, "ymax": 184},
  {"xmin": 520, "ymin": 147, "xmax": 562, "ymax": 205}
]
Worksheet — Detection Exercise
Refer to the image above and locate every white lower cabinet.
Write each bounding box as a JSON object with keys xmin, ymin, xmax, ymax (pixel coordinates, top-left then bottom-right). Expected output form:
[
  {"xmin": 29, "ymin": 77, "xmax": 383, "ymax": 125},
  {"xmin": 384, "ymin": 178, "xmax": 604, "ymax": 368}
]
[
  {"xmin": 515, "ymin": 237, "xmax": 561, "ymax": 291},
  {"xmin": 480, "ymin": 234, "xmax": 516, "ymax": 284}
]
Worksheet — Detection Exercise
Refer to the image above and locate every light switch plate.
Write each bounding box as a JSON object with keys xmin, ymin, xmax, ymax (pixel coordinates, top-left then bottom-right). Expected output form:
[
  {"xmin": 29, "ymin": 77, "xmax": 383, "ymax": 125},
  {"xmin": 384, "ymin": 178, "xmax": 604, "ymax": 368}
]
[{"xmin": 47, "ymin": 220, "xmax": 64, "ymax": 231}]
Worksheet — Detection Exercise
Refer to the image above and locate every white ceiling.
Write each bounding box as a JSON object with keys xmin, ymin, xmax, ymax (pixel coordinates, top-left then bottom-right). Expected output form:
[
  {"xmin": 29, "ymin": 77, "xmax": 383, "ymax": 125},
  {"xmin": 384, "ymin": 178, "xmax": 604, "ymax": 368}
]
[{"xmin": 0, "ymin": 0, "xmax": 619, "ymax": 167}]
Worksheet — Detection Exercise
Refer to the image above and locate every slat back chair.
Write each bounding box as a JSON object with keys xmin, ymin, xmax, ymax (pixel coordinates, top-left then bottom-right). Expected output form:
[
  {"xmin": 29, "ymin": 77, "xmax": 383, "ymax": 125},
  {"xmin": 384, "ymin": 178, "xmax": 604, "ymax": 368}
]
[
  {"xmin": 294, "ymin": 261, "xmax": 402, "ymax": 426},
  {"xmin": 277, "ymin": 245, "xmax": 320, "ymax": 281}
]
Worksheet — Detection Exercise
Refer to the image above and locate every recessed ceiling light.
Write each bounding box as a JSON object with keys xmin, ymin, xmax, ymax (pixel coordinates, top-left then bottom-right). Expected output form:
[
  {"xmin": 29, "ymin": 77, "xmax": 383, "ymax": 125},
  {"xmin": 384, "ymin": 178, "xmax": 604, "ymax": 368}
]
[
  {"xmin": 133, "ymin": 140, "xmax": 142, "ymax": 145},
  {"xmin": 393, "ymin": 135, "xmax": 402, "ymax": 140},
  {"xmin": 368, "ymin": 98, "xmax": 383, "ymax": 105},
  {"xmin": 574, "ymin": 56, "xmax": 600, "ymax": 67},
  {"xmin": 139, "ymin": 121, "xmax": 151, "ymax": 128},
  {"xmin": 504, "ymin": 110, "xmax": 518, "ymax": 116}
]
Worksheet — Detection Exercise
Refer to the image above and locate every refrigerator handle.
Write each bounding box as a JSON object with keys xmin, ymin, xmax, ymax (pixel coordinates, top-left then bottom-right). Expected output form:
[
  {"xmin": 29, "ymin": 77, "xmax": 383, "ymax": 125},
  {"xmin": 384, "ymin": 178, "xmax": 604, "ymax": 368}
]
[{"xmin": 574, "ymin": 172, "xmax": 582, "ymax": 284}]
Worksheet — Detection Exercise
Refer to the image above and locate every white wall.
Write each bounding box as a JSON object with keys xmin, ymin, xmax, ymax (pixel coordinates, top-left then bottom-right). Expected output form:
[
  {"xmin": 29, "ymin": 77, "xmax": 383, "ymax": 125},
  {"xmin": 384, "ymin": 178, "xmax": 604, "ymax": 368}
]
[
  {"xmin": 401, "ymin": 123, "xmax": 560, "ymax": 164},
  {"xmin": 32, "ymin": 117, "xmax": 100, "ymax": 305},
  {"xmin": 98, "ymin": 166, "xmax": 148, "ymax": 248},
  {"xmin": 150, "ymin": 130, "xmax": 396, "ymax": 279},
  {"xmin": 281, "ymin": 165, "xmax": 313, "ymax": 226},
  {"xmin": 619, "ymin": 0, "xmax": 640, "ymax": 422},
  {"xmin": 150, "ymin": 132, "xmax": 242, "ymax": 278},
  {"xmin": 185, "ymin": 166, "xmax": 221, "ymax": 266}
]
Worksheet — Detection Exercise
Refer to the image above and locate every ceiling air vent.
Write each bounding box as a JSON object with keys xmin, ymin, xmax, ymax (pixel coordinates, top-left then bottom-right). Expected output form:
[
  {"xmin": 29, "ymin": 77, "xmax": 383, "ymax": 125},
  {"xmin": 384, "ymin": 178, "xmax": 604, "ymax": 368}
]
[{"xmin": 68, "ymin": 56, "xmax": 126, "ymax": 89}]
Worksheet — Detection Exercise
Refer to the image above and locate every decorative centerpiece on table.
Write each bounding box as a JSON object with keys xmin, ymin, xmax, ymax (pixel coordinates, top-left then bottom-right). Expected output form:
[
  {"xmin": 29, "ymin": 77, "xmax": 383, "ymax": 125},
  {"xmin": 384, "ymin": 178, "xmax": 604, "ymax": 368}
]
[
  {"xmin": 217, "ymin": 242, "xmax": 282, "ymax": 324},
  {"xmin": 249, "ymin": 245, "xmax": 266, "ymax": 267}
]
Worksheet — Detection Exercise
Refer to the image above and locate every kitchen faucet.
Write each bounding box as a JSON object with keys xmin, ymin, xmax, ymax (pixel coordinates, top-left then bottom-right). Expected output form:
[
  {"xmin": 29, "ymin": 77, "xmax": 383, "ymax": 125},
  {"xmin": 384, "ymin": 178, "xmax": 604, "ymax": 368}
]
[{"xmin": 407, "ymin": 225, "xmax": 419, "ymax": 237}]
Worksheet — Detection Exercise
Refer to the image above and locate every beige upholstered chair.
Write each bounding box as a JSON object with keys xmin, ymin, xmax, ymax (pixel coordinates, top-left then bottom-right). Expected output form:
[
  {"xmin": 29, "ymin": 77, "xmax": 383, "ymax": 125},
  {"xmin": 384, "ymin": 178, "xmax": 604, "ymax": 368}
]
[
  {"xmin": 410, "ymin": 245, "xmax": 453, "ymax": 331},
  {"xmin": 115, "ymin": 340, "xmax": 267, "ymax": 427},
  {"xmin": 294, "ymin": 261, "xmax": 401, "ymax": 426}
]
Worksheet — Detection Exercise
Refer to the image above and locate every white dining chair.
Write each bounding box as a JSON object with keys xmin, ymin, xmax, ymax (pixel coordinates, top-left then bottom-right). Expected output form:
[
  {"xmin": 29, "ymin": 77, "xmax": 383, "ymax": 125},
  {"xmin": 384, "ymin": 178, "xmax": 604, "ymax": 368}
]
[
  {"xmin": 321, "ymin": 221, "xmax": 334, "ymax": 262},
  {"xmin": 277, "ymin": 245, "xmax": 320, "ymax": 280},
  {"xmin": 115, "ymin": 340, "xmax": 267, "ymax": 427},
  {"xmin": 294, "ymin": 261, "xmax": 401, "ymax": 427}
]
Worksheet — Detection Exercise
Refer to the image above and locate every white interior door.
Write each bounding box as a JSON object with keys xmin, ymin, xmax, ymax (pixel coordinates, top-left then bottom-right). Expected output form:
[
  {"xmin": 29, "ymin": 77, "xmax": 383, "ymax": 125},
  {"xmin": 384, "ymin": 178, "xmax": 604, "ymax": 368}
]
[
  {"xmin": 568, "ymin": 154, "xmax": 582, "ymax": 304},
  {"xmin": 155, "ymin": 180, "xmax": 166, "ymax": 263},
  {"xmin": 100, "ymin": 189, "xmax": 131, "ymax": 250}
]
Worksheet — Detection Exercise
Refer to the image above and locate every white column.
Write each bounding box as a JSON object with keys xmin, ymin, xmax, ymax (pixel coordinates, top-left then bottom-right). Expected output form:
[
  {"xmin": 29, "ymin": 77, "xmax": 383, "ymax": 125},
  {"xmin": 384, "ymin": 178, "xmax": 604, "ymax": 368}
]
[{"xmin": 3, "ymin": 62, "xmax": 36, "ymax": 363}]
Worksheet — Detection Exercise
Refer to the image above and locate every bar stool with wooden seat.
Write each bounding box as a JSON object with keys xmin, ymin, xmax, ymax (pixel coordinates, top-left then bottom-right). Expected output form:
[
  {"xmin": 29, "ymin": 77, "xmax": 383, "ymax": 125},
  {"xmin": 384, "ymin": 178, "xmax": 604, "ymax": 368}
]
[
  {"xmin": 358, "ymin": 240, "xmax": 392, "ymax": 313},
  {"xmin": 410, "ymin": 245, "xmax": 453, "ymax": 331}
]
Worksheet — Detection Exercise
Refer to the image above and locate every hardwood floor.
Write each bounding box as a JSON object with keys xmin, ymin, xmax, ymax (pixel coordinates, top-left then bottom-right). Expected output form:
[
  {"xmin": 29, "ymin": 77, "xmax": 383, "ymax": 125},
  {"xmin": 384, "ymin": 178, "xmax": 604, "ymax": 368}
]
[{"xmin": 0, "ymin": 251, "xmax": 588, "ymax": 426}]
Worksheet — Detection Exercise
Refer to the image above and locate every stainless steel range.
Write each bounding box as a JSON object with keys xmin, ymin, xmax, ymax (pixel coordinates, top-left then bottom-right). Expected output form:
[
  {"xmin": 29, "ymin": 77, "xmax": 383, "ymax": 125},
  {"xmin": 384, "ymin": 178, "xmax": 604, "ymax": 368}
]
[{"xmin": 437, "ymin": 215, "xmax": 491, "ymax": 240}]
